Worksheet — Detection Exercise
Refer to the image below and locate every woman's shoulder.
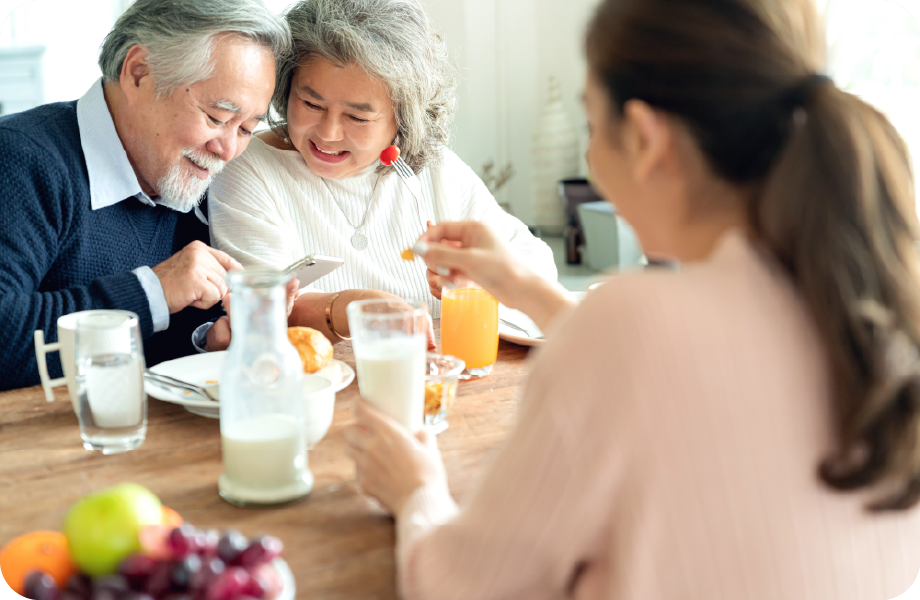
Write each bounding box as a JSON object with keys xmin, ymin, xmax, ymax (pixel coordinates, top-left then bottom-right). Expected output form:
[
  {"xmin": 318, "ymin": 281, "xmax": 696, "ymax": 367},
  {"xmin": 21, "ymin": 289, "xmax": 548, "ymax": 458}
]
[
  {"xmin": 214, "ymin": 136, "xmax": 313, "ymax": 197},
  {"xmin": 217, "ymin": 136, "xmax": 275, "ymax": 178},
  {"xmin": 560, "ymin": 237, "xmax": 814, "ymax": 375}
]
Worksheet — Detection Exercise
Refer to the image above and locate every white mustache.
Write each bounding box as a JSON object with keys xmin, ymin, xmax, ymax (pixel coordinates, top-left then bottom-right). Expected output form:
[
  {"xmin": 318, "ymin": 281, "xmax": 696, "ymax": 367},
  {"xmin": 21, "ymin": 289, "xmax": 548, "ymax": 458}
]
[{"xmin": 183, "ymin": 149, "xmax": 225, "ymax": 176}]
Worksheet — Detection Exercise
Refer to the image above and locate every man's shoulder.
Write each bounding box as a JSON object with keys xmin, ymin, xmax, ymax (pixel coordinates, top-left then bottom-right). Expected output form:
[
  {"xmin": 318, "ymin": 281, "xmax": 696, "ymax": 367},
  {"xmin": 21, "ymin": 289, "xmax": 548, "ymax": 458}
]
[
  {"xmin": 0, "ymin": 101, "xmax": 79, "ymax": 137},
  {"xmin": 0, "ymin": 101, "xmax": 83, "ymax": 164}
]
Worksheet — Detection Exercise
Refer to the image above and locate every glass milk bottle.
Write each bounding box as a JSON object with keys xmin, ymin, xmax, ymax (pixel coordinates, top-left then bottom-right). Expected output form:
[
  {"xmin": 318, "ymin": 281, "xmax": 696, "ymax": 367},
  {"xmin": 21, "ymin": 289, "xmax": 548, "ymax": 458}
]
[{"xmin": 218, "ymin": 270, "xmax": 312, "ymax": 507}]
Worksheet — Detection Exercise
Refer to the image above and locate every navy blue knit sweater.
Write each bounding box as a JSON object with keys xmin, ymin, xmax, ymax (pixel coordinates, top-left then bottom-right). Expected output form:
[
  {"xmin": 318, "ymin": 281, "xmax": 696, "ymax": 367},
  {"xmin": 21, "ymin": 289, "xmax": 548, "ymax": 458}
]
[{"xmin": 0, "ymin": 101, "xmax": 220, "ymax": 390}]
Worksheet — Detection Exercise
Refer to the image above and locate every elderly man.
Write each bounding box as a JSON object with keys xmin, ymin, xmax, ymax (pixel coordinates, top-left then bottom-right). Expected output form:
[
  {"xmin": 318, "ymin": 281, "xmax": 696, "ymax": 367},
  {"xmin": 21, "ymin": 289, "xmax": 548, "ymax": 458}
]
[{"xmin": 0, "ymin": 0, "xmax": 290, "ymax": 390}]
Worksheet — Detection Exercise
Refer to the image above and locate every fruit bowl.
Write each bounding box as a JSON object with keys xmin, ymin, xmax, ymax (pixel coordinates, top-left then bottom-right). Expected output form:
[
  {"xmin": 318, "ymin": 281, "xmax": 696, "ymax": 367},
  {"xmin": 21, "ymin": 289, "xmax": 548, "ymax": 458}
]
[
  {"xmin": 13, "ymin": 524, "xmax": 295, "ymax": 600},
  {"xmin": 2, "ymin": 484, "xmax": 296, "ymax": 600}
]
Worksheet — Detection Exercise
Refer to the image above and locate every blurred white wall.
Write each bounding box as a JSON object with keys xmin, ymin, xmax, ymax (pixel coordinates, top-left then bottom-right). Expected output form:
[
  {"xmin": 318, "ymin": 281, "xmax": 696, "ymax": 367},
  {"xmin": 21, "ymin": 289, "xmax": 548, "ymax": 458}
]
[
  {"xmin": 423, "ymin": 0, "xmax": 597, "ymax": 221},
  {"xmin": 0, "ymin": 0, "xmax": 296, "ymax": 106}
]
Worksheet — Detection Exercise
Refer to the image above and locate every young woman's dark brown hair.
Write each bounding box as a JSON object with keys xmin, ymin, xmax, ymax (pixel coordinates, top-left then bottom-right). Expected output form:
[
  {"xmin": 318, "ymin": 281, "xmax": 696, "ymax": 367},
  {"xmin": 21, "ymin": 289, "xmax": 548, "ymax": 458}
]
[{"xmin": 588, "ymin": 0, "xmax": 920, "ymax": 511}]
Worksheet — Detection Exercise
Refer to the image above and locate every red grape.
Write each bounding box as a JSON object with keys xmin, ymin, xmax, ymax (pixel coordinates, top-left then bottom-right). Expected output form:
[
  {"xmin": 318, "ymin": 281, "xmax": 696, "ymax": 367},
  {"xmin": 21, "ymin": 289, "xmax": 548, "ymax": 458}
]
[
  {"xmin": 145, "ymin": 561, "xmax": 174, "ymax": 598},
  {"xmin": 250, "ymin": 564, "xmax": 282, "ymax": 600},
  {"xmin": 196, "ymin": 530, "xmax": 219, "ymax": 557},
  {"xmin": 118, "ymin": 554, "xmax": 159, "ymax": 590},
  {"xmin": 168, "ymin": 525, "xmax": 197, "ymax": 559},
  {"xmin": 216, "ymin": 531, "xmax": 248, "ymax": 565},
  {"xmin": 119, "ymin": 554, "xmax": 159, "ymax": 578},
  {"xmin": 170, "ymin": 555, "xmax": 202, "ymax": 590},
  {"xmin": 92, "ymin": 575, "xmax": 129, "ymax": 597},
  {"xmin": 237, "ymin": 537, "xmax": 283, "ymax": 568},
  {"xmin": 24, "ymin": 571, "xmax": 60, "ymax": 600},
  {"xmin": 191, "ymin": 557, "xmax": 225, "ymax": 593},
  {"xmin": 380, "ymin": 145, "xmax": 400, "ymax": 166},
  {"xmin": 240, "ymin": 573, "xmax": 265, "ymax": 600},
  {"xmin": 205, "ymin": 567, "xmax": 250, "ymax": 600},
  {"xmin": 65, "ymin": 575, "xmax": 91, "ymax": 599},
  {"xmin": 60, "ymin": 593, "xmax": 82, "ymax": 600}
]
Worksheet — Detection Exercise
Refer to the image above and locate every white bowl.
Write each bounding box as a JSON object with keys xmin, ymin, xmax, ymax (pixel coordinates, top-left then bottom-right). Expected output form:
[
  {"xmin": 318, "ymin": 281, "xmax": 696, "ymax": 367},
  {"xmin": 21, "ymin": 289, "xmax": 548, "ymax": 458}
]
[{"xmin": 302, "ymin": 373, "xmax": 334, "ymax": 448}]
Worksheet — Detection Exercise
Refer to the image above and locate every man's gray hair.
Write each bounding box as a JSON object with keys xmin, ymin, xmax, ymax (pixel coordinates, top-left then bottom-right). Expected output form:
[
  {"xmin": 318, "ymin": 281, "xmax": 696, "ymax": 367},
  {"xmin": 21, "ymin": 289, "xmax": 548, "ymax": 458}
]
[
  {"xmin": 99, "ymin": 0, "xmax": 292, "ymax": 97},
  {"xmin": 271, "ymin": 0, "xmax": 460, "ymax": 172}
]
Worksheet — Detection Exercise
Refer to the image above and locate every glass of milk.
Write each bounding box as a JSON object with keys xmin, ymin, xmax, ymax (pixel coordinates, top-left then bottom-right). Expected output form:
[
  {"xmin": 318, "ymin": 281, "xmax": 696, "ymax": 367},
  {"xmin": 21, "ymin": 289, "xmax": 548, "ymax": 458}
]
[
  {"xmin": 73, "ymin": 310, "xmax": 146, "ymax": 454},
  {"xmin": 347, "ymin": 299, "xmax": 428, "ymax": 433},
  {"xmin": 218, "ymin": 269, "xmax": 312, "ymax": 508}
]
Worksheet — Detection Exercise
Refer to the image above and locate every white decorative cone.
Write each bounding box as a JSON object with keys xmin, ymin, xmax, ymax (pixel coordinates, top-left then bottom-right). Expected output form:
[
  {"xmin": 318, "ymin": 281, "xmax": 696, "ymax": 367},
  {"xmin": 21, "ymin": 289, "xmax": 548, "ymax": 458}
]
[{"xmin": 531, "ymin": 76, "xmax": 579, "ymax": 235}]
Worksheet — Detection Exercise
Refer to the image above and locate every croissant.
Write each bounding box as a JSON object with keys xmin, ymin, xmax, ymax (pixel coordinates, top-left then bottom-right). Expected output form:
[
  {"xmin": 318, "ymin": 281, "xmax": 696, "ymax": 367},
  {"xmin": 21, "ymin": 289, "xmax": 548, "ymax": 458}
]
[{"xmin": 287, "ymin": 326, "xmax": 333, "ymax": 373}]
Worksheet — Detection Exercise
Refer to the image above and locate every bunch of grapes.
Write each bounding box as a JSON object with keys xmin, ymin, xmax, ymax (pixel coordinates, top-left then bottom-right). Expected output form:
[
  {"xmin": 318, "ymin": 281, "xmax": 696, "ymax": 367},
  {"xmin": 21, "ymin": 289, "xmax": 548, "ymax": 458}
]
[{"xmin": 22, "ymin": 526, "xmax": 284, "ymax": 600}]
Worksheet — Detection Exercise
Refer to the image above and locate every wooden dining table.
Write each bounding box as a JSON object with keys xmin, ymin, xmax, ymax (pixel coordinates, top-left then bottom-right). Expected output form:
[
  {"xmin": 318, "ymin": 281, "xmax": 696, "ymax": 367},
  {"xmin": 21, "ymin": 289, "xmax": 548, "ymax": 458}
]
[{"xmin": 0, "ymin": 327, "xmax": 533, "ymax": 599}]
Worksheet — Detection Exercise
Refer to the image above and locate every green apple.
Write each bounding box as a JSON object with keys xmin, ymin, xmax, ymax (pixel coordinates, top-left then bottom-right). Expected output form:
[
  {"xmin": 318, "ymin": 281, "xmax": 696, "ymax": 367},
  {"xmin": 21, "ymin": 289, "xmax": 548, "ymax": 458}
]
[{"xmin": 63, "ymin": 483, "xmax": 162, "ymax": 576}]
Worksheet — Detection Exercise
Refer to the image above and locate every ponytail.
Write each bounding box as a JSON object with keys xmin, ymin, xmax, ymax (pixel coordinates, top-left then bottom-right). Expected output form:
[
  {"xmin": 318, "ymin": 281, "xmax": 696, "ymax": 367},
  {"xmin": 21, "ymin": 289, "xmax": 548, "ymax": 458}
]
[
  {"xmin": 586, "ymin": 0, "xmax": 920, "ymax": 509},
  {"xmin": 758, "ymin": 83, "xmax": 920, "ymax": 510}
]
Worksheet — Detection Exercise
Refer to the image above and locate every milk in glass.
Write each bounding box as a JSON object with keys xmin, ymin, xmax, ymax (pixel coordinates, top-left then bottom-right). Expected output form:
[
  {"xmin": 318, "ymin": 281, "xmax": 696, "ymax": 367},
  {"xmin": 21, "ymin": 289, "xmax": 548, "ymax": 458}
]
[
  {"xmin": 355, "ymin": 339, "xmax": 426, "ymax": 432},
  {"xmin": 348, "ymin": 299, "xmax": 428, "ymax": 433}
]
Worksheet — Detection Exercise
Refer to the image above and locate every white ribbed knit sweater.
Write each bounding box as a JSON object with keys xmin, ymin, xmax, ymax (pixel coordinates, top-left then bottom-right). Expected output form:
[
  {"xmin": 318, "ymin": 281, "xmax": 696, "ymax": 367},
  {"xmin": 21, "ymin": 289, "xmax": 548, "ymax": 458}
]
[{"xmin": 209, "ymin": 138, "xmax": 556, "ymax": 318}]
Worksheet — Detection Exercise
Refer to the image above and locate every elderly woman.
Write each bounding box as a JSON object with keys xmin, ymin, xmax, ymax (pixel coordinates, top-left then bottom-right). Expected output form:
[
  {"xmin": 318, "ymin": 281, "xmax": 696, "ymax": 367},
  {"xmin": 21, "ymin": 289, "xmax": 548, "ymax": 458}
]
[{"xmin": 207, "ymin": 0, "xmax": 555, "ymax": 343}]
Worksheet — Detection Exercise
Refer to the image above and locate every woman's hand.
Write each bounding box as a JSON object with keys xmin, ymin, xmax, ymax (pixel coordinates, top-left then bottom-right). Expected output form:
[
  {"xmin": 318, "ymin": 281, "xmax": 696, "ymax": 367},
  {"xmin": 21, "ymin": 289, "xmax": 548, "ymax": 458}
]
[
  {"xmin": 415, "ymin": 222, "xmax": 535, "ymax": 309},
  {"xmin": 203, "ymin": 277, "xmax": 301, "ymax": 352},
  {"xmin": 424, "ymin": 220, "xmax": 460, "ymax": 300},
  {"xmin": 345, "ymin": 399, "xmax": 447, "ymax": 515},
  {"xmin": 415, "ymin": 221, "xmax": 574, "ymax": 332}
]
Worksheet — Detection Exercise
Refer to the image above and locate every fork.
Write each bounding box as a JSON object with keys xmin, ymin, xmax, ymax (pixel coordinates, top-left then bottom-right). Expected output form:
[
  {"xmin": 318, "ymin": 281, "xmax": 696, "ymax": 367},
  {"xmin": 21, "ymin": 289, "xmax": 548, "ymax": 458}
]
[
  {"xmin": 499, "ymin": 318, "xmax": 543, "ymax": 340},
  {"xmin": 144, "ymin": 371, "xmax": 218, "ymax": 402},
  {"xmin": 391, "ymin": 155, "xmax": 427, "ymax": 231}
]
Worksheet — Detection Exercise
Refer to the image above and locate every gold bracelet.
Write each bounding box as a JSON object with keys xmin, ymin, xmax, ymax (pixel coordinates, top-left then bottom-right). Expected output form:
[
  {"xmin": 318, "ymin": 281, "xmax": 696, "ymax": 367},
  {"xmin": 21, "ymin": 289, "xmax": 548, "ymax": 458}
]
[{"xmin": 325, "ymin": 292, "xmax": 351, "ymax": 340}]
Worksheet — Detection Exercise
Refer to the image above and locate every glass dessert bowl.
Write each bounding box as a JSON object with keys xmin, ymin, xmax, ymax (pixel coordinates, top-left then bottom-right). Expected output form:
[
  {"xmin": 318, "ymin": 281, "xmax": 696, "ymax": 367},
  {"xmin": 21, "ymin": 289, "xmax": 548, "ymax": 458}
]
[{"xmin": 424, "ymin": 353, "xmax": 464, "ymax": 434}]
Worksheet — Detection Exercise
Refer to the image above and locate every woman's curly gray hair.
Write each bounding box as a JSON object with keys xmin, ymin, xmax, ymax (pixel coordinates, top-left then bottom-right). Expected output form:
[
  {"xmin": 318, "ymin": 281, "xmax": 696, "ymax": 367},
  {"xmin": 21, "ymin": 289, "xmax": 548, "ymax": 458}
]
[{"xmin": 270, "ymin": 0, "xmax": 460, "ymax": 172}]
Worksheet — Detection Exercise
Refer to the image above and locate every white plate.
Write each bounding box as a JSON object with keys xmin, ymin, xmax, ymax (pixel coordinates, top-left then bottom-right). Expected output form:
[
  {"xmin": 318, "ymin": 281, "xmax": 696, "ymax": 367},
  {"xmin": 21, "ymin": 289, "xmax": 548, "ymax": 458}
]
[
  {"xmin": 274, "ymin": 557, "xmax": 296, "ymax": 600},
  {"xmin": 497, "ymin": 292, "xmax": 586, "ymax": 347},
  {"xmin": 498, "ymin": 305, "xmax": 544, "ymax": 347},
  {"xmin": 145, "ymin": 352, "xmax": 355, "ymax": 418}
]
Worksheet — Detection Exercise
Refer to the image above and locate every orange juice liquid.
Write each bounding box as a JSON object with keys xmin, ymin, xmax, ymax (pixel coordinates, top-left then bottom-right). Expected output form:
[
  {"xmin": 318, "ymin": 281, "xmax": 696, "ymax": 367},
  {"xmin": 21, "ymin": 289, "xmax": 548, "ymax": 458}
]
[{"xmin": 440, "ymin": 288, "xmax": 499, "ymax": 369}]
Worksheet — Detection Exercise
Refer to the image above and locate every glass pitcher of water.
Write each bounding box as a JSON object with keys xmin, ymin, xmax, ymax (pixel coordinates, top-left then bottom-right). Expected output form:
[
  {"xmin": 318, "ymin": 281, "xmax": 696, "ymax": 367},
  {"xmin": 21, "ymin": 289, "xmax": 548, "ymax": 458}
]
[{"xmin": 218, "ymin": 269, "xmax": 311, "ymax": 507}]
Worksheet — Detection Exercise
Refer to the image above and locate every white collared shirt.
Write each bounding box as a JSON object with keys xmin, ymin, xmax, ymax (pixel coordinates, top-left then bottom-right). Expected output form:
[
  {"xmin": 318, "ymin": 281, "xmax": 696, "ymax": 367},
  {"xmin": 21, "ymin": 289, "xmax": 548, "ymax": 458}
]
[{"xmin": 76, "ymin": 78, "xmax": 170, "ymax": 332}]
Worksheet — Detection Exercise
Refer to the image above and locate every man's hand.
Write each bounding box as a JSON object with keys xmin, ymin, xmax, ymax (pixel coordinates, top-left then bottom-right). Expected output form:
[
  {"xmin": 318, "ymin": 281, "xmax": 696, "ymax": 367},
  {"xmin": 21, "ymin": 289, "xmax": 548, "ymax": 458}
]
[
  {"xmin": 205, "ymin": 316, "xmax": 232, "ymax": 352},
  {"xmin": 152, "ymin": 241, "xmax": 243, "ymax": 314},
  {"xmin": 204, "ymin": 277, "xmax": 300, "ymax": 353}
]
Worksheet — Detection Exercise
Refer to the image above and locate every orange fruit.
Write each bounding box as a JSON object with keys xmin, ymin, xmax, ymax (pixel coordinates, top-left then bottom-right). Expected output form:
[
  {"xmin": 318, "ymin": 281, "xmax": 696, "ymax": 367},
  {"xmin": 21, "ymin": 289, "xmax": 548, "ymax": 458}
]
[
  {"xmin": 0, "ymin": 531, "xmax": 77, "ymax": 594},
  {"xmin": 161, "ymin": 506, "xmax": 183, "ymax": 530}
]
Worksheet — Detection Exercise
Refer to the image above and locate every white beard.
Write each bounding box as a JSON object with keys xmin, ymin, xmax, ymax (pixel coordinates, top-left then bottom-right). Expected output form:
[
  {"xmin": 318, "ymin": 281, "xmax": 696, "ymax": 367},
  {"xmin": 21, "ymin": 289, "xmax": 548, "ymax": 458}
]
[{"xmin": 156, "ymin": 149, "xmax": 225, "ymax": 212}]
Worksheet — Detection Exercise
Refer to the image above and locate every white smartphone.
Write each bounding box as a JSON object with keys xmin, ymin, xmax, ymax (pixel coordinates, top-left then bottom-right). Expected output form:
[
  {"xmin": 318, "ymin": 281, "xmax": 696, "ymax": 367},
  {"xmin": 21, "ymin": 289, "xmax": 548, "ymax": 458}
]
[{"xmin": 284, "ymin": 254, "xmax": 344, "ymax": 287}]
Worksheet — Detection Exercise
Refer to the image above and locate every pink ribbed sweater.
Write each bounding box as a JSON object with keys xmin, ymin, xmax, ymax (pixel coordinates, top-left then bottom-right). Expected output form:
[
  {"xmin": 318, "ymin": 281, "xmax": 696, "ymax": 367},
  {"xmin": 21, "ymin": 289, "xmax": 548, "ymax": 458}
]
[{"xmin": 396, "ymin": 232, "xmax": 920, "ymax": 600}]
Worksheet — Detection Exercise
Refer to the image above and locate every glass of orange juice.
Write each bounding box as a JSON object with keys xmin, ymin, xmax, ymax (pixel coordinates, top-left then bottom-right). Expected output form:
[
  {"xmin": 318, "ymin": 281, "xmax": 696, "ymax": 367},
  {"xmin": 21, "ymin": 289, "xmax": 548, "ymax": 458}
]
[{"xmin": 440, "ymin": 286, "xmax": 499, "ymax": 378}]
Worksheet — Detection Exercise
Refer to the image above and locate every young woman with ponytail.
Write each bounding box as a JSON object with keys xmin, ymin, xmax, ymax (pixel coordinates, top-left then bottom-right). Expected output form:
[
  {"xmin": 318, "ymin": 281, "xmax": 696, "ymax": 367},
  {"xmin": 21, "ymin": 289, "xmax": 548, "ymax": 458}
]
[{"xmin": 344, "ymin": 0, "xmax": 920, "ymax": 597}]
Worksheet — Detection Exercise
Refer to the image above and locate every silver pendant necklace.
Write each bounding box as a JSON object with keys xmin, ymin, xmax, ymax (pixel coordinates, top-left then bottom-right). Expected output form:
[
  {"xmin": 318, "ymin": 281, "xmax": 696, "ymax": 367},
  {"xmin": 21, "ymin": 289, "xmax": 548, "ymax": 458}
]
[{"xmin": 321, "ymin": 172, "xmax": 381, "ymax": 251}]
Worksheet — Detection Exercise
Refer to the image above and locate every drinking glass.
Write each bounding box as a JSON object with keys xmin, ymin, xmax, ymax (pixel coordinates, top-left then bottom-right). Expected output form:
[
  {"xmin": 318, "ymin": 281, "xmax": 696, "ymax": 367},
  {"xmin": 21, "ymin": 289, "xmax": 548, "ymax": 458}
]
[
  {"xmin": 73, "ymin": 310, "xmax": 146, "ymax": 454},
  {"xmin": 440, "ymin": 285, "xmax": 499, "ymax": 378},
  {"xmin": 347, "ymin": 299, "xmax": 428, "ymax": 433}
]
